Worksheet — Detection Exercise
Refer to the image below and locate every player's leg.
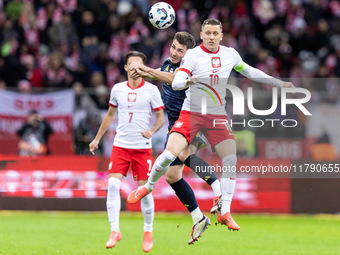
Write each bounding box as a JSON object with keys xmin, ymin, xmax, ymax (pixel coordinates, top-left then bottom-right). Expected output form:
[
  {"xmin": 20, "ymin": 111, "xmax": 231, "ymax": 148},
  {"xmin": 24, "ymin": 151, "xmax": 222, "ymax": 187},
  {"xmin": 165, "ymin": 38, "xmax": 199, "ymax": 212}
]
[
  {"xmin": 106, "ymin": 173, "xmax": 124, "ymax": 248},
  {"xmin": 133, "ymin": 149, "xmax": 154, "ymax": 253},
  {"xmin": 127, "ymin": 132, "xmax": 189, "ymax": 204},
  {"xmin": 178, "ymin": 141, "xmax": 222, "ymax": 213},
  {"xmin": 143, "ymin": 110, "xmax": 194, "ymax": 194},
  {"xmin": 202, "ymin": 113, "xmax": 240, "ymax": 230},
  {"xmin": 106, "ymin": 146, "xmax": 130, "ymax": 248},
  {"xmin": 147, "ymin": 132, "xmax": 188, "ymax": 189},
  {"xmin": 138, "ymin": 179, "xmax": 154, "ymax": 253},
  {"xmin": 165, "ymin": 164, "xmax": 211, "ymax": 244},
  {"xmin": 213, "ymin": 139, "xmax": 240, "ymax": 230},
  {"xmin": 166, "ymin": 164, "xmax": 203, "ymax": 223}
]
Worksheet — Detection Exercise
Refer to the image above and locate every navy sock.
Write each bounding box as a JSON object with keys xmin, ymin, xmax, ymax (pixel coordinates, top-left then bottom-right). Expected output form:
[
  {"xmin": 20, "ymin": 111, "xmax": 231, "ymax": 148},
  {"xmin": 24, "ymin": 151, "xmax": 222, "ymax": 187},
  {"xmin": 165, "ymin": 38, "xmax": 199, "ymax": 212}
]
[
  {"xmin": 184, "ymin": 154, "xmax": 218, "ymax": 186},
  {"xmin": 169, "ymin": 178, "xmax": 198, "ymax": 213}
]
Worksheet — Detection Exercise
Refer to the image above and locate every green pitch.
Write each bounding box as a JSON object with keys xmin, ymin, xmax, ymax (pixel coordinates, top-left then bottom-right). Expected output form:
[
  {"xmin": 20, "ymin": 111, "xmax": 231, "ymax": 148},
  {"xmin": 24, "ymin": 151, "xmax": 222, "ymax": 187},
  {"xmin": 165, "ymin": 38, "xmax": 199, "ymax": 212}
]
[{"xmin": 0, "ymin": 211, "xmax": 339, "ymax": 255}]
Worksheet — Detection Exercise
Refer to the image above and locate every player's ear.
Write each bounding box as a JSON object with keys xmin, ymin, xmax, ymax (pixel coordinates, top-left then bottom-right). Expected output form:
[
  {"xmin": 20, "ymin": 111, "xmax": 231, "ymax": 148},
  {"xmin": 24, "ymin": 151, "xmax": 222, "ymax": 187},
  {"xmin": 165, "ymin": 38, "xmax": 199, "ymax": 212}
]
[
  {"xmin": 200, "ymin": 32, "xmax": 202, "ymax": 40},
  {"xmin": 124, "ymin": 65, "xmax": 128, "ymax": 71}
]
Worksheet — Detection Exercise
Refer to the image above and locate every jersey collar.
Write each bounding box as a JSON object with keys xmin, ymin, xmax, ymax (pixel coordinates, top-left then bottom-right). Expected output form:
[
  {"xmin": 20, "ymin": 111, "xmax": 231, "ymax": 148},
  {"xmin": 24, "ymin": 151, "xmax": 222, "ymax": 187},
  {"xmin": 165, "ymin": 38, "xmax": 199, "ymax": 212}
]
[
  {"xmin": 200, "ymin": 43, "xmax": 220, "ymax": 54},
  {"xmin": 127, "ymin": 79, "xmax": 145, "ymax": 89}
]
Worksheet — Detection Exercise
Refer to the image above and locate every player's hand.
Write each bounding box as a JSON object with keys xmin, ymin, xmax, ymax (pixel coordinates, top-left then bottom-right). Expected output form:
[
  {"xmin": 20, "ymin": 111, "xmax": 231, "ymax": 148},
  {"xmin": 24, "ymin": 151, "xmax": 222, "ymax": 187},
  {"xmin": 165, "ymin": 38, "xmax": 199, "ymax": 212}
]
[
  {"xmin": 130, "ymin": 69, "xmax": 141, "ymax": 79},
  {"xmin": 130, "ymin": 62, "xmax": 151, "ymax": 79},
  {"xmin": 89, "ymin": 140, "xmax": 99, "ymax": 155},
  {"xmin": 134, "ymin": 68, "xmax": 150, "ymax": 79},
  {"xmin": 282, "ymin": 82, "xmax": 296, "ymax": 94},
  {"xmin": 129, "ymin": 62, "xmax": 150, "ymax": 74},
  {"xmin": 186, "ymin": 76, "xmax": 199, "ymax": 86},
  {"xmin": 129, "ymin": 62, "xmax": 150, "ymax": 72},
  {"xmin": 141, "ymin": 130, "xmax": 153, "ymax": 139}
]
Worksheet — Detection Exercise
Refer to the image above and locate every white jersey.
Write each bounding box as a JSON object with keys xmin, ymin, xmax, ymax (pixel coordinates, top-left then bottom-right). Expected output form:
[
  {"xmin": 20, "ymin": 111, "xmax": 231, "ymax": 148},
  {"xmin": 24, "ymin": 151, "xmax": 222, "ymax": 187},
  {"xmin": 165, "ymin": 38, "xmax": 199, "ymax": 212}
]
[
  {"xmin": 109, "ymin": 80, "xmax": 164, "ymax": 149},
  {"xmin": 178, "ymin": 44, "xmax": 242, "ymax": 115}
]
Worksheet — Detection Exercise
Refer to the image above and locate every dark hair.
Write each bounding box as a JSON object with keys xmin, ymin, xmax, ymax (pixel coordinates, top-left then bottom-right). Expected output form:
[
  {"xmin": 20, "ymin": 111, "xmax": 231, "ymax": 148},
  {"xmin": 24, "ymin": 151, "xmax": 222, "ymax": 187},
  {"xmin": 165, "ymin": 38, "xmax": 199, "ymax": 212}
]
[
  {"xmin": 29, "ymin": 110, "xmax": 38, "ymax": 115},
  {"xmin": 173, "ymin": 32, "xmax": 196, "ymax": 49},
  {"xmin": 124, "ymin": 51, "xmax": 147, "ymax": 64},
  {"xmin": 201, "ymin": 18, "xmax": 223, "ymax": 31}
]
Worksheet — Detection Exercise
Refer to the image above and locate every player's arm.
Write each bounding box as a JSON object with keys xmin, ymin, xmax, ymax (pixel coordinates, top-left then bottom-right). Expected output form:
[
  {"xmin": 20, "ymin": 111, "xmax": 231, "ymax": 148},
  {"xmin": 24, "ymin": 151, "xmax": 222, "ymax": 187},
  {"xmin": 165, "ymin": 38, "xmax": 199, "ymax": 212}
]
[
  {"xmin": 89, "ymin": 106, "xmax": 117, "ymax": 154},
  {"xmin": 235, "ymin": 61, "xmax": 295, "ymax": 90},
  {"xmin": 129, "ymin": 62, "xmax": 175, "ymax": 84},
  {"xmin": 143, "ymin": 68, "xmax": 175, "ymax": 84},
  {"xmin": 141, "ymin": 109, "xmax": 165, "ymax": 138},
  {"xmin": 172, "ymin": 69, "xmax": 199, "ymax": 90},
  {"xmin": 172, "ymin": 49, "xmax": 196, "ymax": 90}
]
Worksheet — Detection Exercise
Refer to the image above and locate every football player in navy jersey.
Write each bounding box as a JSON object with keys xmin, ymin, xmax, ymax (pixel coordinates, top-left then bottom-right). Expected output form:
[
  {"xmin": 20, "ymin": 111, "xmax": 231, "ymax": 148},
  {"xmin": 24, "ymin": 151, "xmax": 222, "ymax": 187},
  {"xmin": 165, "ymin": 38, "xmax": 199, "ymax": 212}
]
[{"xmin": 129, "ymin": 32, "xmax": 222, "ymax": 243}]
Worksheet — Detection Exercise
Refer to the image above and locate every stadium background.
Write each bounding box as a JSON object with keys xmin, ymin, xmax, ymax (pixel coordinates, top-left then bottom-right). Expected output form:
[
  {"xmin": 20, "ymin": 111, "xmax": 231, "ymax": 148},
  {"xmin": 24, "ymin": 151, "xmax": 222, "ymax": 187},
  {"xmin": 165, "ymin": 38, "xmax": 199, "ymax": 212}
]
[{"xmin": 0, "ymin": 0, "xmax": 340, "ymax": 216}]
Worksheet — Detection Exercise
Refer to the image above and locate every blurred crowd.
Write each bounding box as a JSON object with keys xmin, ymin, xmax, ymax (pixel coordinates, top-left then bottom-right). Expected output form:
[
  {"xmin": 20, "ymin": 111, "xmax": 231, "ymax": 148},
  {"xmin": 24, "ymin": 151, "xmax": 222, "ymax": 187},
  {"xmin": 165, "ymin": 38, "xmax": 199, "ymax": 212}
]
[{"xmin": 0, "ymin": 0, "xmax": 339, "ymax": 154}]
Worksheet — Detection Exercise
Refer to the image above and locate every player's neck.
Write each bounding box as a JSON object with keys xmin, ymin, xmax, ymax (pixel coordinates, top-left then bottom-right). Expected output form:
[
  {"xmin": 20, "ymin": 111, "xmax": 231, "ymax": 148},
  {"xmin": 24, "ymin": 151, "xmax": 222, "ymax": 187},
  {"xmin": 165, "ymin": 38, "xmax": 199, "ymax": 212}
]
[
  {"xmin": 128, "ymin": 77, "xmax": 144, "ymax": 88},
  {"xmin": 201, "ymin": 43, "xmax": 220, "ymax": 53}
]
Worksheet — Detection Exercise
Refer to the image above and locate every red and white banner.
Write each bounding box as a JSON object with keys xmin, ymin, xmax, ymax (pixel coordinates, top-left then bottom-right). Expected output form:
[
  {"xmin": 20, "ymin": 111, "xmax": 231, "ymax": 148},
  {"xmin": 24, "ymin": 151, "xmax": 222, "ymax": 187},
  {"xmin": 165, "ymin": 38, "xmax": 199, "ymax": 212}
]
[
  {"xmin": 0, "ymin": 90, "xmax": 74, "ymax": 154},
  {"xmin": 0, "ymin": 155, "xmax": 291, "ymax": 213},
  {"xmin": 0, "ymin": 90, "xmax": 74, "ymax": 115}
]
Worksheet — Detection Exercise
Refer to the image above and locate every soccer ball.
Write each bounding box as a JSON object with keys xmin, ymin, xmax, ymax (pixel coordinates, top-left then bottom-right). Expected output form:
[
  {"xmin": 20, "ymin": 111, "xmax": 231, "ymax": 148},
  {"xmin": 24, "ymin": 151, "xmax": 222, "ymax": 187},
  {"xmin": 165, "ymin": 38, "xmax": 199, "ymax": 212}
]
[{"xmin": 148, "ymin": 2, "xmax": 175, "ymax": 29}]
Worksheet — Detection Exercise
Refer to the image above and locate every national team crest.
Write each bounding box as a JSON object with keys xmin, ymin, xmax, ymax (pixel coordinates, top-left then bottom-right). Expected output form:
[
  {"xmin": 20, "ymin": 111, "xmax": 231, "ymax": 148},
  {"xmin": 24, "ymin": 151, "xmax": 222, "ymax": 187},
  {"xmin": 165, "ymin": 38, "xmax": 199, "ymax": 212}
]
[
  {"xmin": 128, "ymin": 92, "xmax": 137, "ymax": 102},
  {"xmin": 211, "ymin": 57, "xmax": 221, "ymax": 68},
  {"xmin": 174, "ymin": 122, "xmax": 183, "ymax": 128}
]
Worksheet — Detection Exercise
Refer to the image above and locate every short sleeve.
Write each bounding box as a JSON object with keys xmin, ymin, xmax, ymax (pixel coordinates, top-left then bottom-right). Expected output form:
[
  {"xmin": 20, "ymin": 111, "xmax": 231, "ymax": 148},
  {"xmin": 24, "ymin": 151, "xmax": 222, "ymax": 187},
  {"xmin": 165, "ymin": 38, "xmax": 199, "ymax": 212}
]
[
  {"xmin": 150, "ymin": 86, "xmax": 164, "ymax": 111},
  {"xmin": 178, "ymin": 48, "xmax": 195, "ymax": 75},
  {"xmin": 229, "ymin": 48, "xmax": 243, "ymax": 69},
  {"xmin": 109, "ymin": 86, "xmax": 117, "ymax": 107}
]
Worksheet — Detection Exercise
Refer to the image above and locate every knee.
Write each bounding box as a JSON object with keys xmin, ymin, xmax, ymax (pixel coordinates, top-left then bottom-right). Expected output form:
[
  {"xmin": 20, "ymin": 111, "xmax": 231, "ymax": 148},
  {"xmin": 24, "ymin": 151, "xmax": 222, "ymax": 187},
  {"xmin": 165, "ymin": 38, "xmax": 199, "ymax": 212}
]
[
  {"xmin": 165, "ymin": 172, "xmax": 181, "ymax": 184},
  {"xmin": 164, "ymin": 146, "xmax": 178, "ymax": 158},
  {"xmin": 221, "ymin": 154, "xmax": 237, "ymax": 179},
  {"xmin": 178, "ymin": 150, "xmax": 188, "ymax": 163}
]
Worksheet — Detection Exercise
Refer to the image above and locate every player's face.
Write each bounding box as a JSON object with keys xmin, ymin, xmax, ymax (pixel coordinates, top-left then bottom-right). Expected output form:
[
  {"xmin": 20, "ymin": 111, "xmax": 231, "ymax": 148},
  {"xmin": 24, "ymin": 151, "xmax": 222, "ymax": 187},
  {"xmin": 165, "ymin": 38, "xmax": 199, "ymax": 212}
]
[
  {"xmin": 169, "ymin": 39, "xmax": 187, "ymax": 64},
  {"xmin": 125, "ymin": 56, "xmax": 143, "ymax": 80},
  {"xmin": 28, "ymin": 113, "xmax": 40, "ymax": 127},
  {"xmin": 200, "ymin": 25, "xmax": 223, "ymax": 52}
]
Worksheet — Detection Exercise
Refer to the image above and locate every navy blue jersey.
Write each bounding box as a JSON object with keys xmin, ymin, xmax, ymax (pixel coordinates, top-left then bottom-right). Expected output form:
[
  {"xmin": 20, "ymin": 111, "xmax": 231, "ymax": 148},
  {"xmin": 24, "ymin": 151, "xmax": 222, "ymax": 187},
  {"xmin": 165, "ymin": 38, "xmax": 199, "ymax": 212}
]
[{"xmin": 161, "ymin": 58, "xmax": 187, "ymax": 130}]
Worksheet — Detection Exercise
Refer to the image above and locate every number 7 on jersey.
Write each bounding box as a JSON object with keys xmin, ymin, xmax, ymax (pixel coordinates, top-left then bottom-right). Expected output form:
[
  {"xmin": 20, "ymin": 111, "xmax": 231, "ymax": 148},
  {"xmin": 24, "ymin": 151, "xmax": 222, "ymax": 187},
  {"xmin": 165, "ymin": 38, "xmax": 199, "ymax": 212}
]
[{"xmin": 129, "ymin": 112, "xmax": 133, "ymax": 123}]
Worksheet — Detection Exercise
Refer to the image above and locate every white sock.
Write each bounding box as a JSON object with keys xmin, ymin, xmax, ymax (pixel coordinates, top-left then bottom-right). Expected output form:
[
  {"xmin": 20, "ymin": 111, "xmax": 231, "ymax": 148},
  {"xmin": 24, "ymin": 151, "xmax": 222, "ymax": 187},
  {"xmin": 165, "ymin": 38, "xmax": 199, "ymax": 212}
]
[
  {"xmin": 190, "ymin": 207, "xmax": 204, "ymax": 224},
  {"xmin": 220, "ymin": 178, "xmax": 236, "ymax": 214},
  {"xmin": 210, "ymin": 179, "xmax": 222, "ymax": 197},
  {"xmin": 141, "ymin": 193, "xmax": 154, "ymax": 232},
  {"xmin": 106, "ymin": 177, "xmax": 121, "ymax": 232},
  {"xmin": 145, "ymin": 150, "xmax": 176, "ymax": 191},
  {"xmin": 221, "ymin": 154, "xmax": 237, "ymax": 215}
]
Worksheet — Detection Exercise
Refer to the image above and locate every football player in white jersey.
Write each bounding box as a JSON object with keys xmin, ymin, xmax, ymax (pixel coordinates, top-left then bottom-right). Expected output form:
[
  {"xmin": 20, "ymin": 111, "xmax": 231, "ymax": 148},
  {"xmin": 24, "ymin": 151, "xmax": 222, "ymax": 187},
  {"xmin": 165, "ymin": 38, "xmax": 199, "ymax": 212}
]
[
  {"xmin": 128, "ymin": 18, "xmax": 296, "ymax": 241},
  {"xmin": 89, "ymin": 51, "xmax": 165, "ymax": 252}
]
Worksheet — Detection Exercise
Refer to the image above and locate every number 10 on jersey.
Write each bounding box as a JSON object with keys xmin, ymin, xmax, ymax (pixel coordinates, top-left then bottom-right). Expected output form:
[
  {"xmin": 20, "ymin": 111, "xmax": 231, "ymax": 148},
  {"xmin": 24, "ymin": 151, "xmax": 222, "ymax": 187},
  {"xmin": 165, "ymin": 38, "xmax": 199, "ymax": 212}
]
[{"xmin": 210, "ymin": 74, "xmax": 219, "ymax": 86}]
